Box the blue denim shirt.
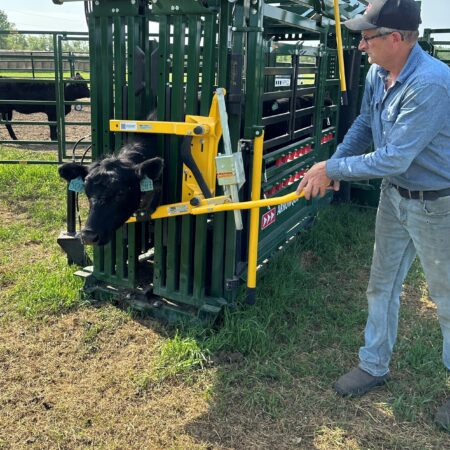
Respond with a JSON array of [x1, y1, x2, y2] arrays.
[[326, 43, 450, 191]]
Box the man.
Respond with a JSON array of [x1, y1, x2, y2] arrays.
[[296, 0, 450, 430]]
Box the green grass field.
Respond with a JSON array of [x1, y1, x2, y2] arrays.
[[0, 146, 449, 449]]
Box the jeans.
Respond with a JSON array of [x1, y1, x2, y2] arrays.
[[359, 182, 450, 376]]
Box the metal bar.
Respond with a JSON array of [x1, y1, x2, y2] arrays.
[[193, 216, 207, 302], [166, 14, 186, 294], [333, 0, 348, 104], [166, 217, 179, 293], [200, 15, 216, 116], [56, 34, 66, 161], [216, 88, 243, 230], [246, 132, 265, 305], [210, 211, 225, 298], [263, 4, 323, 34], [0, 160, 61, 165], [186, 16, 201, 114], [110, 119, 210, 136], [0, 100, 58, 105], [127, 190, 305, 222], [113, 15, 126, 280], [179, 215, 195, 296]]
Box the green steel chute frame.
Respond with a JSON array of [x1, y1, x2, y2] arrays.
[[69, 0, 368, 323]]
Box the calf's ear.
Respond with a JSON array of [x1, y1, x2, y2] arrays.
[[136, 157, 164, 180], [58, 163, 89, 182]]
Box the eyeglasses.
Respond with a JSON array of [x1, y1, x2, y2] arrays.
[[360, 31, 395, 45]]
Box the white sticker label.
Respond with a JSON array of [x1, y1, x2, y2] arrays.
[[167, 205, 189, 216], [120, 122, 137, 131], [275, 76, 291, 87], [138, 124, 153, 131]]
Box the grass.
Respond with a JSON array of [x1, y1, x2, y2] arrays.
[[0, 145, 449, 449]]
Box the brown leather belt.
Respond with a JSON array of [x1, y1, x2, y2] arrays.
[[390, 183, 450, 201]]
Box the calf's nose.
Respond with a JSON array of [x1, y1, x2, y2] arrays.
[[80, 229, 99, 245]]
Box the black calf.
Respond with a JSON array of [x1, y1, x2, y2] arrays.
[[0, 73, 90, 141], [58, 139, 163, 246]]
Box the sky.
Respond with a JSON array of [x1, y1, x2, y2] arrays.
[[0, 0, 448, 35]]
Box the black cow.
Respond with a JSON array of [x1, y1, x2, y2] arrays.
[[0, 73, 90, 141], [58, 139, 163, 246]]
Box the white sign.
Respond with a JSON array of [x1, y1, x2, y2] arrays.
[[275, 76, 291, 87]]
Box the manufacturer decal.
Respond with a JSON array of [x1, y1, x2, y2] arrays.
[[277, 199, 299, 215]]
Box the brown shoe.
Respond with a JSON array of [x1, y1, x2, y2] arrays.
[[333, 367, 390, 396], [435, 399, 450, 432]]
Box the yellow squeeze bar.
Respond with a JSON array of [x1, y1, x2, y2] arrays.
[[334, 0, 348, 105]]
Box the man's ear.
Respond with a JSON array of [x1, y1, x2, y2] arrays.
[[58, 163, 89, 182], [137, 157, 164, 180]]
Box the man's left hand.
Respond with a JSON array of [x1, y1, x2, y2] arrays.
[[295, 161, 339, 200]]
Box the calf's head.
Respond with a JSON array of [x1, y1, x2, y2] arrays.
[[65, 73, 91, 100], [59, 155, 163, 246]]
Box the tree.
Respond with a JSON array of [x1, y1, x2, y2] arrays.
[[0, 9, 89, 52], [0, 9, 15, 49]]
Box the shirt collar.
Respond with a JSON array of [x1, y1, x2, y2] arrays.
[[375, 43, 423, 85]]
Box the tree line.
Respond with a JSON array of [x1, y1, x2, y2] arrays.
[[0, 9, 89, 53]]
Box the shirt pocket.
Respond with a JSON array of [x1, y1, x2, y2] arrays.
[[381, 108, 397, 135]]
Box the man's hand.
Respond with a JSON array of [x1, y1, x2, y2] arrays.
[[295, 161, 340, 200]]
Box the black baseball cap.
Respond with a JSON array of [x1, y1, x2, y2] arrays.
[[343, 0, 421, 31]]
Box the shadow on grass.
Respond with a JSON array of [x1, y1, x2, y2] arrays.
[[169, 205, 450, 448]]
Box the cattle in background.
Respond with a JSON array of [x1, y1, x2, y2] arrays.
[[0, 73, 90, 141], [58, 138, 163, 246]]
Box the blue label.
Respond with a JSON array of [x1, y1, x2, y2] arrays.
[[140, 176, 154, 192], [68, 176, 85, 193]]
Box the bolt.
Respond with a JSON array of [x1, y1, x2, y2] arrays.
[[131, 0, 136, 3], [94, 0, 99, 4]]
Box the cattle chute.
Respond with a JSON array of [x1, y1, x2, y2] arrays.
[[57, 0, 370, 323]]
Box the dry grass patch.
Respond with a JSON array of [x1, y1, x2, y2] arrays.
[[0, 306, 215, 449]]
